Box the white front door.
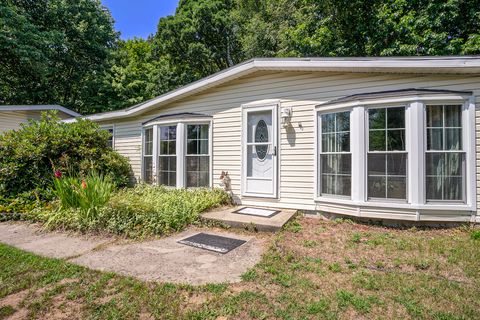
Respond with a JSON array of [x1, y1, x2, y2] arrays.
[[242, 105, 278, 198]]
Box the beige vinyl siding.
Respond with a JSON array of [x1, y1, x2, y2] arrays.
[[0, 110, 73, 134], [0, 111, 30, 133], [97, 71, 480, 218]]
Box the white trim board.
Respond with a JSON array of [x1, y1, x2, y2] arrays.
[[0, 105, 81, 117], [66, 57, 480, 122]]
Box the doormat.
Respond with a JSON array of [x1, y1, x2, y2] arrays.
[[232, 207, 280, 218], [178, 233, 247, 254]]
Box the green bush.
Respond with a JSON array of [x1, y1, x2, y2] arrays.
[[0, 111, 131, 201], [31, 184, 231, 238]]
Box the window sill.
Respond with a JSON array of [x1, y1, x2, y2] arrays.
[[314, 196, 474, 211]]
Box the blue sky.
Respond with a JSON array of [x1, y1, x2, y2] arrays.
[[101, 0, 179, 39]]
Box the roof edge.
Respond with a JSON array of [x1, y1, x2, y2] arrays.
[[78, 56, 480, 122], [0, 105, 81, 117]]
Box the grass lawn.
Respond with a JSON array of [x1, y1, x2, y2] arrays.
[[1, 216, 479, 319]]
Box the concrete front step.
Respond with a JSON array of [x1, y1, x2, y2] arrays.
[[201, 206, 297, 232]]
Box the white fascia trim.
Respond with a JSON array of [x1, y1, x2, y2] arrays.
[[0, 105, 81, 117], [77, 57, 480, 122]]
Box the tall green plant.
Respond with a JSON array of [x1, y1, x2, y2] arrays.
[[52, 172, 114, 222]]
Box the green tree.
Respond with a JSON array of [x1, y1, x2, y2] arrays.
[[0, 0, 118, 114], [92, 38, 174, 112], [153, 0, 243, 86]]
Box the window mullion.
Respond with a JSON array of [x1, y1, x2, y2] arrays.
[[408, 102, 424, 205], [177, 123, 185, 188]]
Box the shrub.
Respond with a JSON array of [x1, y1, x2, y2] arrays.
[[0, 111, 131, 201]]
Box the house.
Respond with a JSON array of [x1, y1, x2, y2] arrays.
[[76, 57, 480, 223], [0, 105, 81, 134]]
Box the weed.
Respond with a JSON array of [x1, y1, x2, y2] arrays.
[[303, 240, 318, 248], [328, 262, 342, 273]]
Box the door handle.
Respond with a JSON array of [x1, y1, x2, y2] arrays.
[[273, 146, 277, 156]]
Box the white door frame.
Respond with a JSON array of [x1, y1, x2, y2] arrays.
[[241, 103, 279, 198]]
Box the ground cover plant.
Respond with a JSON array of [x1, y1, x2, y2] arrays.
[[1, 216, 479, 319], [31, 184, 231, 238]]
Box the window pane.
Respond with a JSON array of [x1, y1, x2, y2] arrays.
[[387, 130, 405, 151], [186, 156, 209, 187], [368, 153, 407, 200], [426, 153, 442, 176], [336, 112, 350, 132], [443, 177, 462, 200], [159, 156, 176, 187], [160, 127, 169, 140], [445, 105, 462, 127], [187, 125, 198, 139], [322, 113, 335, 133], [387, 107, 405, 128], [322, 133, 335, 152], [321, 154, 336, 174], [321, 175, 335, 195], [320, 152, 351, 196], [144, 128, 153, 155], [336, 176, 351, 196], [387, 177, 407, 199], [369, 109, 385, 129], [387, 153, 407, 176], [445, 128, 462, 150], [427, 129, 443, 150], [336, 132, 350, 152], [143, 157, 153, 183], [367, 153, 386, 176], [368, 176, 386, 198], [426, 152, 464, 201], [199, 140, 209, 154], [369, 130, 385, 151], [426, 177, 442, 200], [187, 140, 197, 154], [427, 106, 443, 127]]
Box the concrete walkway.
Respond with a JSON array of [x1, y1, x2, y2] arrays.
[[0, 222, 267, 285]]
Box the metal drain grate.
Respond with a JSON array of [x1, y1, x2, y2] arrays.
[[178, 233, 247, 254], [232, 207, 280, 218]]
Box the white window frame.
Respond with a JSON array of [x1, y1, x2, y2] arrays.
[[141, 125, 155, 183], [157, 124, 178, 188], [365, 104, 408, 202], [102, 124, 115, 149], [317, 109, 352, 199], [314, 93, 476, 212], [141, 118, 213, 188]]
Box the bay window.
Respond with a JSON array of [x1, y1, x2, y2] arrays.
[[319, 111, 351, 196], [425, 105, 465, 201], [315, 89, 474, 212], [142, 118, 211, 188], [367, 107, 407, 200]]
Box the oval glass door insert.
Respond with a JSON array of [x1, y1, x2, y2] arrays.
[[255, 120, 268, 160]]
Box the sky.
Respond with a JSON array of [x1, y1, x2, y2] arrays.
[[101, 0, 179, 39]]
